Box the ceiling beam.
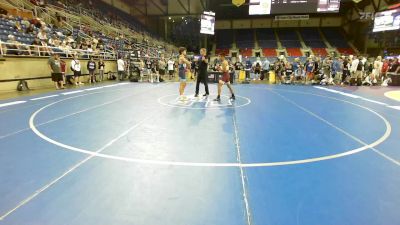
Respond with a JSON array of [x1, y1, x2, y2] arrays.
[[148, 0, 167, 15], [149, 13, 200, 18], [200, 0, 205, 11], [132, 5, 146, 16], [177, 0, 190, 14]]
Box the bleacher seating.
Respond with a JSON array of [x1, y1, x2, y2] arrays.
[[277, 29, 302, 48], [215, 49, 230, 56], [322, 28, 350, 48], [240, 49, 253, 57], [262, 48, 277, 57], [312, 48, 328, 57], [212, 27, 358, 57], [0, 17, 36, 44], [216, 30, 233, 49], [286, 48, 303, 57], [236, 29, 255, 49], [300, 28, 326, 48], [337, 48, 355, 55], [256, 29, 278, 48]]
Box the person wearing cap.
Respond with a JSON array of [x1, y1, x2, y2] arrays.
[[48, 53, 64, 89]]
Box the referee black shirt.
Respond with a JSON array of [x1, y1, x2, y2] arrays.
[[198, 55, 209, 82]]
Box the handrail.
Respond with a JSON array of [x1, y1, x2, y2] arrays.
[[0, 41, 168, 60], [0, 41, 117, 59]]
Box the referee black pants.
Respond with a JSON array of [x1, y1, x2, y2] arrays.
[[195, 76, 209, 95]]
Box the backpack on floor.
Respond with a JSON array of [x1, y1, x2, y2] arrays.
[[17, 80, 29, 91]]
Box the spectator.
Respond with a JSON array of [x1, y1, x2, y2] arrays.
[[37, 28, 52, 55], [87, 56, 97, 83], [281, 62, 294, 84], [26, 24, 35, 34], [5, 35, 20, 55], [262, 57, 270, 81], [252, 60, 262, 81], [30, 38, 42, 55], [37, 28, 47, 41], [71, 54, 83, 85], [117, 56, 125, 81], [48, 53, 64, 89], [59, 41, 71, 57], [363, 57, 379, 85], [388, 58, 400, 74], [21, 17, 30, 27], [350, 56, 363, 86], [98, 58, 105, 81], [49, 35, 61, 47], [304, 58, 315, 84], [6, 35, 31, 55], [381, 58, 389, 82], [144, 57, 152, 81], [341, 56, 350, 85], [14, 21, 23, 32], [158, 54, 166, 79]]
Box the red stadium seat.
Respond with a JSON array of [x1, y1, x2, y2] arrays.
[[215, 49, 230, 56], [240, 49, 253, 57], [286, 48, 303, 57], [312, 48, 328, 57], [337, 48, 355, 55], [262, 48, 277, 57]]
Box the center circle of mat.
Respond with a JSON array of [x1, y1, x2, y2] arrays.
[[158, 94, 252, 109], [29, 89, 391, 168]]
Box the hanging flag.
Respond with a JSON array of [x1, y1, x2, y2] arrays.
[[232, 0, 245, 7]]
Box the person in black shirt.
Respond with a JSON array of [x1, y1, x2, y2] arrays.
[[194, 48, 210, 97], [234, 59, 243, 81], [341, 57, 350, 85], [388, 58, 399, 74], [87, 56, 97, 84]]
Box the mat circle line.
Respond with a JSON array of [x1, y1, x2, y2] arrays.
[[29, 88, 392, 167], [157, 94, 252, 109]]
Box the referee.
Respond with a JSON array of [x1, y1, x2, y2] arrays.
[[195, 48, 210, 97]]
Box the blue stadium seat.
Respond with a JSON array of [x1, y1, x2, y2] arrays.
[[256, 29, 278, 48]]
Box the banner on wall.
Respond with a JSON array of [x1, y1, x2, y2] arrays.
[[274, 15, 310, 20]]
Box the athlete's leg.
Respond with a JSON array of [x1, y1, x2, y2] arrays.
[[217, 80, 223, 96]]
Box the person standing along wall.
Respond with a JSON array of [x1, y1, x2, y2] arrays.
[[48, 53, 64, 90], [87, 56, 97, 84], [71, 54, 83, 85], [158, 55, 166, 81], [117, 56, 126, 81], [98, 58, 105, 82], [167, 58, 175, 79], [262, 58, 270, 81]]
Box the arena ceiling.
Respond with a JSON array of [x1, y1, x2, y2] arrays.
[[121, 0, 209, 18], [114, 0, 392, 21]]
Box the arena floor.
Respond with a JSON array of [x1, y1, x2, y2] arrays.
[[1, 82, 400, 225]]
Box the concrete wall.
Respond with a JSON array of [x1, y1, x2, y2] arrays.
[[0, 57, 117, 92]]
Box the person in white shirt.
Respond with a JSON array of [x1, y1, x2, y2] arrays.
[[71, 54, 83, 85], [167, 58, 175, 79], [262, 58, 270, 80], [117, 56, 125, 81], [350, 56, 363, 86], [372, 56, 383, 83]]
